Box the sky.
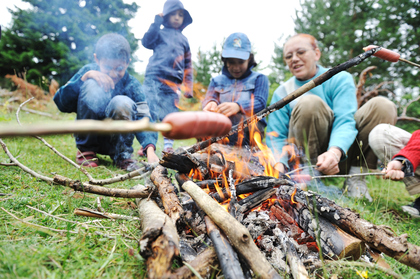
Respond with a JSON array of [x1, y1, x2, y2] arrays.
[[0, 0, 301, 74]]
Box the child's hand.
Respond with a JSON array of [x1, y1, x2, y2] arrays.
[[158, 13, 164, 17], [81, 70, 115, 92], [203, 102, 218, 112], [146, 146, 159, 163], [216, 102, 240, 117], [383, 160, 405, 180]]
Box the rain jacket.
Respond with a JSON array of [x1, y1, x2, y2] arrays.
[[53, 63, 157, 149], [142, 0, 193, 94]]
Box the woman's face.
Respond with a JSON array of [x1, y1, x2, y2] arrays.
[[226, 58, 249, 79], [283, 36, 321, 80]]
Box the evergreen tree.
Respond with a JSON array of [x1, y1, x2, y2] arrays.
[[193, 44, 223, 87], [0, 0, 139, 88]]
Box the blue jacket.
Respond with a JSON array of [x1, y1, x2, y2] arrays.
[[266, 65, 357, 165], [142, 0, 193, 94], [203, 66, 269, 127], [53, 63, 157, 149]]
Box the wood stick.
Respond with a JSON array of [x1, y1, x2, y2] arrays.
[[181, 180, 283, 279], [0, 118, 172, 137], [278, 185, 420, 271], [177, 47, 382, 155], [53, 175, 152, 198], [276, 228, 309, 279], [74, 208, 140, 221], [204, 216, 245, 278], [150, 165, 184, 225], [170, 247, 219, 279], [136, 195, 180, 279]]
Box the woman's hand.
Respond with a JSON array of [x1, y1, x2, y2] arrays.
[[316, 148, 341, 175]]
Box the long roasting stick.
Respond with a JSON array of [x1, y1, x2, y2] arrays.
[[0, 118, 171, 137], [179, 47, 383, 155]]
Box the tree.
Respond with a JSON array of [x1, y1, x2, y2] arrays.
[[293, 0, 419, 91], [0, 0, 139, 88], [193, 44, 223, 87]]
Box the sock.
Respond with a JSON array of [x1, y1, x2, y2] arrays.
[[163, 137, 174, 150]]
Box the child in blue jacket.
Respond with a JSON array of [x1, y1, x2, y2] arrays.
[[141, 0, 193, 154], [53, 33, 159, 171], [202, 32, 269, 146]]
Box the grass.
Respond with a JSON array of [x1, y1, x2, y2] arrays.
[[0, 93, 420, 278]]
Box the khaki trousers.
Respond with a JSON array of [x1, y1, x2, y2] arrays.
[[289, 95, 397, 174]]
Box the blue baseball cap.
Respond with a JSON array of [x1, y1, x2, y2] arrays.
[[222, 32, 251, 60]]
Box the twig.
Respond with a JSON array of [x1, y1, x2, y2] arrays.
[[74, 207, 140, 221], [1, 207, 78, 234], [312, 172, 384, 180]]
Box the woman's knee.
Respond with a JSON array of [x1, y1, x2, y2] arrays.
[[292, 95, 331, 120]]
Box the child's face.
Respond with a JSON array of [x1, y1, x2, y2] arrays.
[[168, 9, 184, 29], [226, 58, 249, 79], [95, 56, 129, 85]]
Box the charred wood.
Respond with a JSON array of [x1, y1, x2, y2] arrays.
[[181, 180, 283, 279], [205, 216, 245, 279], [150, 165, 183, 225], [170, 247, 219, 279], [278, 185, 420, 271]]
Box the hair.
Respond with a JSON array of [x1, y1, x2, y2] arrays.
[[95, 33, 131, 63], [221, 53, 257, 70], [286, 33, 319, 50]]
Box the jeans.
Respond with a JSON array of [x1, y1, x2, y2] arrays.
[[76, 79, 137, 163], [143, 78, 179, 122]]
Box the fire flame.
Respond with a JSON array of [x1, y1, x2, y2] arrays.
[[291, 187, 298, 204]]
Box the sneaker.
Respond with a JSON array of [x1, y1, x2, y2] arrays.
[[76, 151, 98, 167], [137, 148, 145, 157], [344, 166, 373, 202], [115, 159, 140, 172], [401, 197, 420, 218]]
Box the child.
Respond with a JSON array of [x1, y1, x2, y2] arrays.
[[202, 32, 269, 146], [53, 33, 159, 171], [141, 0, 193, 154]]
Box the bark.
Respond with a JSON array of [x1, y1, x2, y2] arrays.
[[136, 196, 180, 279], [53, 175, 151, 198], [278, 185, 420, 271], [205, 216, 245, 279], [181, 180, 283, 279], [150, 165, 183, 225]]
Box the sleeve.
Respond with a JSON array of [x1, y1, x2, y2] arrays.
[[202, 79, 219, 108], [394, 130, 420, 171], [236, 74, 269, 115], [141, 15, 164, 50], [183, 44, 194, 97], [328, 72, 358, 154], [53, 65, 91, 113], [266, 86, 292, 165]]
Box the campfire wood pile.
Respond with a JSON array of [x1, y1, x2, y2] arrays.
[[129, 143, 420, 278]]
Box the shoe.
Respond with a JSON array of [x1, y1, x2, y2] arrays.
[[137, 148, 145, 157], [115, 159, 140, 172], [163, 147, 174, 154], [76, 151, 98, 167], [344, 166, 373, 202], [401, 197, 420, 218]]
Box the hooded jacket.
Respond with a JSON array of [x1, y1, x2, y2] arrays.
[[142, 0, 193, 91]]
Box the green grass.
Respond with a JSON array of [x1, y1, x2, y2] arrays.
[[0, 94, 420, 278]]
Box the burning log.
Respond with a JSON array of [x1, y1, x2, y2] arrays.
[[136, 195, 180, 279], [180, 179, 283, 279], [150, 165, 183, 224], [204, 216, 246, 278], [170, 247, 219, 279], [278, 185, 420, 271]]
